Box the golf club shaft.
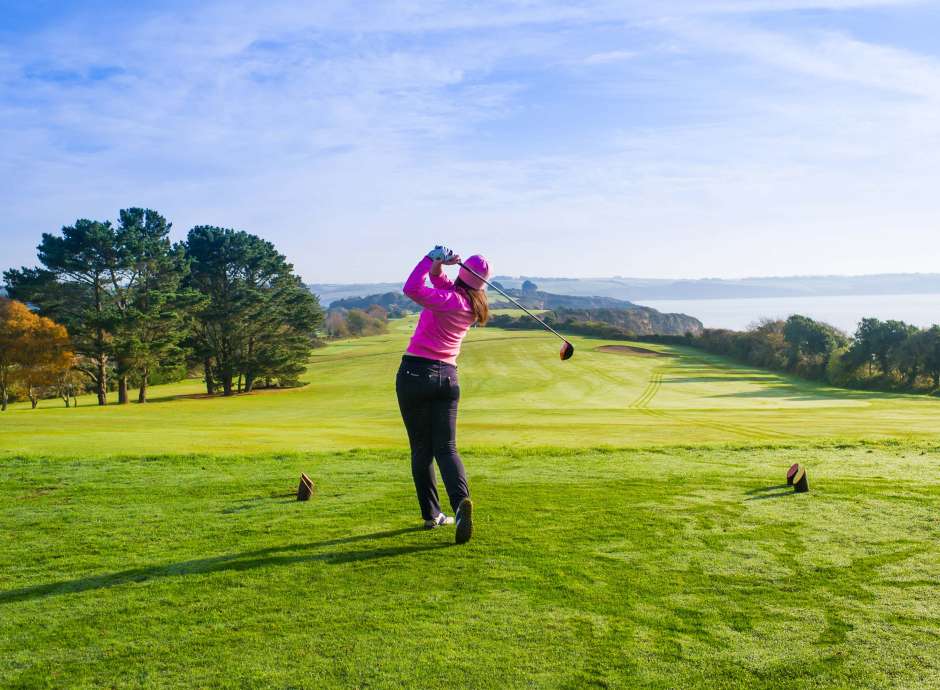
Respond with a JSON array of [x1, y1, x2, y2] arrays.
[[457, 261, 571, 345]]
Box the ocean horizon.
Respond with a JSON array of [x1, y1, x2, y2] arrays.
[[641, 293, 940, 333]]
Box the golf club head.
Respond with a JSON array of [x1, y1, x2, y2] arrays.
[[560, 341, 575, 361]]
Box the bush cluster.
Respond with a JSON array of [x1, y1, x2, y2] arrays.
[[690, 317, 940, 392], [325, 306, 390, 338]]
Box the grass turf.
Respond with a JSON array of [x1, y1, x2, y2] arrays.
[[3, 322, 940, 687], [2, 446, 939, 688]]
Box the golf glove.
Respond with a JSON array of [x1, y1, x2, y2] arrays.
[[427, 246, 455, 262]]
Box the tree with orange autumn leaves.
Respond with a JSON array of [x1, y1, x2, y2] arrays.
[[0, 298, 74, 411]]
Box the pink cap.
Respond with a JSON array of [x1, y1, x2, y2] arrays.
[[458, 255, 491, 290]]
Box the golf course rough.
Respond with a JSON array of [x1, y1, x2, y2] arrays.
[[1, 319, 939, 688]]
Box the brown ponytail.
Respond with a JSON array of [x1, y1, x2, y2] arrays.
[[455, 278, 489, 326]]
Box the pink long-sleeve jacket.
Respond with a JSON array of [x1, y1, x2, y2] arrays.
[[403, 256, 476, 364]]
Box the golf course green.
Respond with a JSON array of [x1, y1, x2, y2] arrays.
[[2, 319, 939, 688]]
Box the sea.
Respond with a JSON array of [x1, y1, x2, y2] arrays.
[[640, 293, 940, 334]]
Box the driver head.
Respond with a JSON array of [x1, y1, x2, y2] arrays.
[[560, 341, 574, 360]]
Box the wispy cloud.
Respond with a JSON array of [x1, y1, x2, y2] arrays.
[[665, 17, 940, 100], [582, 50, 637, 65]]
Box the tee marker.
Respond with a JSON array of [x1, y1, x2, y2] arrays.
[[297, 473, 315, 501]]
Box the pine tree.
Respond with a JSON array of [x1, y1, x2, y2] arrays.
[[113, 209, 198, 403], [184, 226, 323, 396]]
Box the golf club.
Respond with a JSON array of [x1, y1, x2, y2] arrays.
[[458, 260, 575, 360]]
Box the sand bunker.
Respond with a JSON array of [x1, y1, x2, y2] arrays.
[[594, 345, 675, 358]]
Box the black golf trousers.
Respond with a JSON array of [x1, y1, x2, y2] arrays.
[[396, 355, 470, 521]]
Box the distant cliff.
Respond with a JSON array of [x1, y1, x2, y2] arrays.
[[554, 307, 703, 336], [491, 306, 703, 337]]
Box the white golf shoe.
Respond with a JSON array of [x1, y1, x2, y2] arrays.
[[423, 513, 455, 529]]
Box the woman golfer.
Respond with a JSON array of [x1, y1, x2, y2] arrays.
[[398, 246, 490, 544]]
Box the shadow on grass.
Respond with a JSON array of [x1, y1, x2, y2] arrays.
[[745, 484, 797, 501], [666, 354, 920, 401], [0, 527, 445, 605], [221, 494, 297, 514], [663, 376, 777, 384], [139, 386, 309, 405]]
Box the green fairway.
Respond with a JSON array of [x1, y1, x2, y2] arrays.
[[3, 323, 940, 687], [2, 318, 940, 455], [2, 446, 939, 688]]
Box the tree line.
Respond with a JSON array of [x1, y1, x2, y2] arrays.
[[2, 209, 323, 408], [686, 316, 940, 392]]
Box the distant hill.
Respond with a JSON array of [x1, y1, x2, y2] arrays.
[[309, 282, 401, 306], [312, 273, 940, 305], [329, 287, 643, 314], [330, 291, 416, 317], [488, 285, 636, 310]]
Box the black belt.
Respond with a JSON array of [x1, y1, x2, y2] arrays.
[[402, 354, 455, 368]]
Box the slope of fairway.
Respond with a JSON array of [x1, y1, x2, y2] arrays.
[[2, 445, 939, 688], [2, 318, 940, 455]]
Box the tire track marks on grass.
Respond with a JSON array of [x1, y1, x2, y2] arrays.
[[628, 367, 793, 441], [629, 370, 663, 409]]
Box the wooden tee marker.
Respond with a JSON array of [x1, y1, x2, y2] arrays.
[[297, 473, 315, 501], [791, 466, 809, 493]]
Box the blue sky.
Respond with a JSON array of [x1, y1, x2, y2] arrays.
[[2, 0, 939, 283]]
